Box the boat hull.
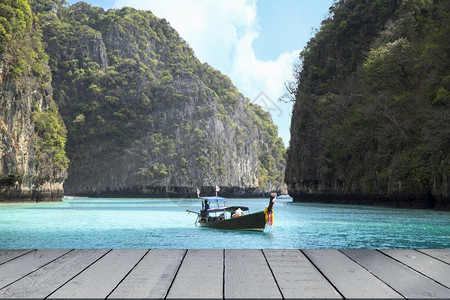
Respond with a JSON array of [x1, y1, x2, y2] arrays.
[[198, 211, 266, 231]]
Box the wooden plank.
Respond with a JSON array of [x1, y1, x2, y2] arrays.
[[264, 249, 342, 299], [0, 249, 108, 299], [0, 249, 70, 289], [418, 249, 450, 264], [166, 249, 223, 299], [380, 249, 450, 288], [0, 250, 33, 265], [109, 249, 185, 299], [48, 249, 147, 299], [303, 249, 402, 299], [224, 249, 282, 299], [342, 249, 450, 299]]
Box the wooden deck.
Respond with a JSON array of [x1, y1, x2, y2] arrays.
[[0, 249, 449, 299]]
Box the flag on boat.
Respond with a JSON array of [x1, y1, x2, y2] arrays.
[[216, 185, 220, 192]]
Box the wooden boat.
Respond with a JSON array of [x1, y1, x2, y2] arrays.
[[186, 193, 276, 232]]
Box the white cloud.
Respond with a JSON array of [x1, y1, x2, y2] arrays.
[[231, 29, 298, 105], [231, 31, 299, 147], [114, 0, 257, 72], [113, 0, 297, 145]]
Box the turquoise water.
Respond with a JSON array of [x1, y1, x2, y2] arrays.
[[0, 197, 449, 249]]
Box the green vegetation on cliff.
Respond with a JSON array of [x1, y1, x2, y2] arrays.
[[0, 0, 34, 75], [28, 0, 285, 195], [1, 0, 68, 173], [32, 103, 68, 171], [0, 0, 67, 201], [286, 0, 449, 206]]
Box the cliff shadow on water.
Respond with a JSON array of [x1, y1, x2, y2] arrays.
[[64, 185, 279, 199], [290, 190, 450, 211]]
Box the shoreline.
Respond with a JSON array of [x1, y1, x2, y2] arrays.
[[0, 191, 64, 203], [62, 185, 278, 199], [2, 184, 449, 212], [291, 193, 450, 211], [2, 192, 450, 212]]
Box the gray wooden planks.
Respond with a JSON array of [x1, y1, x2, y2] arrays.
[[418, 249, 450, 264], [109, 249, 185, 299], [224, 249, 282, 299], [166, 249, 223, 299], [264, 249, 342, 299], [0, 249, 70, 290], [48, 249, 147, 299], [0, 248, 449, 299], [342, 249, 450, 299], [0, 249, 108, 299], [0, 250, 33, 265], [303, 249, 403, 299], [380, 249, 450, 288]]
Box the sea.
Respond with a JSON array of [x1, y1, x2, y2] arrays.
[[0, 197, 449, 249]]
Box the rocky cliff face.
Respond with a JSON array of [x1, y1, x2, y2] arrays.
[[0, 1, 68, 202], [286, 0, 449, 209], [65, 72, 264, 197], [32, 2, 285, 197]]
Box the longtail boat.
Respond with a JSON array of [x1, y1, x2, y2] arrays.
[[186, 192, 276, 232]]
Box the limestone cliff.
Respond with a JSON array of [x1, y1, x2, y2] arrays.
[[0, 0, 68, 202], [32, 2, 285, 197], [286, 0, 449, 209]]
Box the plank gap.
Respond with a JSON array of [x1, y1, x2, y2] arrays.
[[222, 249, 225, 300], [0, 249, 72, 291], [339, 249, 406, 299], [379, 249, 450, 290], [342, 249, 450, 298], [300, 249, 345, 299], [44, 249, 112, 299], [0, 250, 35, 266], [163, 249, 188, 300], [47, 250, 148, 299], [166, 250, 223, 299], [224, 249, 281, 299], [106, 249, 150, 299], [1, 249, 110, 299], [417, 249, 450, 266], [261, 249, 284, 298]]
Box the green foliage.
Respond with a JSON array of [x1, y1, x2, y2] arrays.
[[160, 74, 173, 85], [150, 163, 168, 176], [433, 87, 449, 105], [364, 38, 411, 91], [32, 103, 69, 170], [249, 104, 286, 190], [288, 0, 449, 199], [0, 0, 50, 79], [298, 0, 398, 94], [25, 0, 286, 191], [1, 0, 69, 177]]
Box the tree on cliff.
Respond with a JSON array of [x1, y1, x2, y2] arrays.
[[286, 0, 449, 208]]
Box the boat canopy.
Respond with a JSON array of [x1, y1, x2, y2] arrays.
[[201, 196, 226, 202], [224, 206, 249, 212], [206, 207, 226, 213], [205, 206, 250, 213]]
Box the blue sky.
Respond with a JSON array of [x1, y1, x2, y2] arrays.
[[66, 0, 334, 146]]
